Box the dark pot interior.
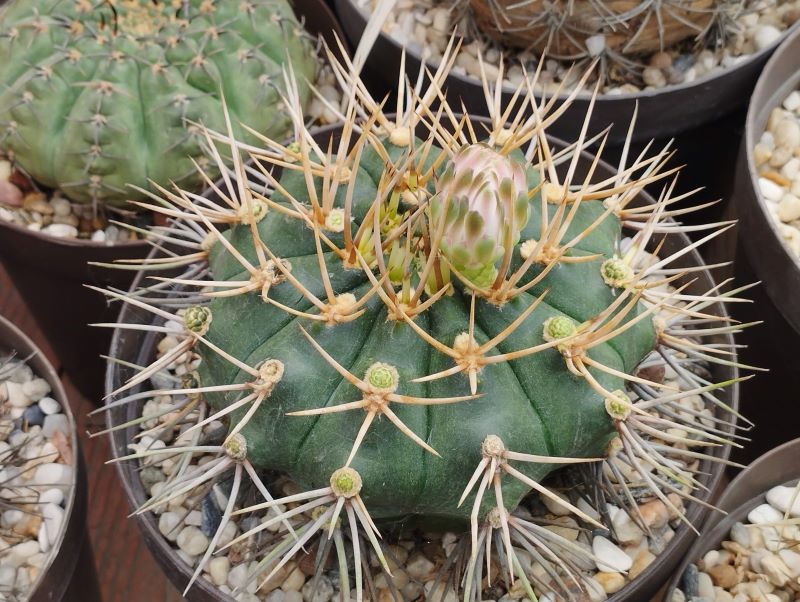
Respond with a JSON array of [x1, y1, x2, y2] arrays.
[[105, 121, 740, 601], [0, 314, 100, 602]]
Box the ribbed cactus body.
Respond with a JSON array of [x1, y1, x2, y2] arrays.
[[0, 0, 317, 205], [197, 137, 657, 525]]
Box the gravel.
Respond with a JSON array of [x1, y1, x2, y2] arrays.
[[0, 352, 75, 601]]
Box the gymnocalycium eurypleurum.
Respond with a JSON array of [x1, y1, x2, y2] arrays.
[[100, 46, 751, 600]]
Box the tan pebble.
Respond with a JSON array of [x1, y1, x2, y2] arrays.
[[259, 561, 293, 593], [708, 563, 739, 588], [768, 107, 789, 132], [594, 571, 626, 594], [762, 171, 792, 187], [629, 550, 655, 580], [638, 499, 669, 529], [666, 493, 685, 520], [22, 192, 52, 214], [649, 51, 672, 69], [778, 194, 800, 222], [377, 587, 393, 602], [544, 525, 579, 541], [280, 566, 305, 592], [754, 142, 773, 166], [770, 146, 793, 168]]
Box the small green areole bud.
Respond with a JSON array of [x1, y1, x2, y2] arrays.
[[330, 467, 362, 498], [601, 257, 633, 288], [364, 362, 399, 393], [543, 315, 577, 342], [324, 208, 345, 233], [184, 306, 212, 336], [604, 390, 631, 421], [287, 141, 301, 154], [224, 434, 248, 461]]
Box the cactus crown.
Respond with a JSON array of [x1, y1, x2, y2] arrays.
[[103, 46, 750, 600], [0, 0, 317, 205]]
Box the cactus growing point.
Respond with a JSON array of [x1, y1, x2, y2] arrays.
[[100, 46, 751, 600]]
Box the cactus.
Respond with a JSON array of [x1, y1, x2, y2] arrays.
[[101, 48, 751, 600], [466, 0, 744, 74], [0, 0, 318, 206]]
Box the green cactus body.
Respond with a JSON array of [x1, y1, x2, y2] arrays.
[[196, 137, 656, 527], [0, 0, 317, 205]]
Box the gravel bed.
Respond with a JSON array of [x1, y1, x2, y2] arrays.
[[753, 88, 800, 258], [356, 0, 799, 95], [0, 353, 74, 600], [672, 483, 800, 602]]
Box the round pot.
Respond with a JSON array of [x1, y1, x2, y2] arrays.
[[105, 123, 740, 601], [0, 0, 347, 405], [664, 439, 800, 601], [0, 314, 100, 602], [736, 24, 800, 334], [334, 0, 798, 146]]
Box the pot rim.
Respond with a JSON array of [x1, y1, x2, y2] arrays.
[[0, 314, 82, 601], [342, 0, 800, 103], [104, 120, 740, 601], [743, 24, 800, 270]]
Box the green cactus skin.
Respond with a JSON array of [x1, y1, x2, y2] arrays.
[[0, 0, 317, 205], [195, 137, 657, 527]]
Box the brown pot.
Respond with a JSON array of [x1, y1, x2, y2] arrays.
[[0, 313, 100, 602], [0, 0, 347, 405], [105, 122, 740, 602], [664, 438, 800, 601]]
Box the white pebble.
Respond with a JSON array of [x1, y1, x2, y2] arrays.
[[177, 526, 208, 556], [38, 522, 50, 553], [21, 378, 50, 402], [759, 177, 785, 202], [209, 556, 230, 586], [748, 503, 783, 525], [774, 118, 800, 149], [33, 463, 73, 489], [592, 536, 632, 573], [783, 91, 800, 113], [38, 397, 61, 415], [754, 25, 782, 51], [158, 511, 182, 542], [43, 503, 65, 544], [50, 197, 71, 217], [778, 194, 800, 222], [8, 540, 39, 568], [42, 414, 69, 438], [6, 381, 31, 408], [42, 223, 78, 238], [766, 485, 800, 517], [585, 34, 606, 57], [91, 229, 106, 243], [39, 488, 64, 506]]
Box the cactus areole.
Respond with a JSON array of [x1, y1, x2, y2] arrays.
[[195, 131, 657, 528], [0, 0, 317, 205]]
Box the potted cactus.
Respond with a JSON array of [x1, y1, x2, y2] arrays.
[[0, 0, 340, 401], [101, 51, 749, 601], [0, 313, 100, 601]]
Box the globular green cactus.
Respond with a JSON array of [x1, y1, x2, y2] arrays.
[[103, 48, 748, 600], [0, 0, 317, 205]]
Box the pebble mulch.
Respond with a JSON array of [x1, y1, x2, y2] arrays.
[[357, 0, 799, 96], [0, 353, 74, 600], [673, 483, 800, 602], [754, 89, 800, 259]]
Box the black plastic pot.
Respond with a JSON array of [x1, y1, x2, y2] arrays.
[[105, 121, 740, 601], [708, 25, 800, 466], [335, 0, 797, 145], [664, 438, 800, 601], [335, 2, 799, 226], [0, 0, 347, 406], [0, 314, 101, 602]]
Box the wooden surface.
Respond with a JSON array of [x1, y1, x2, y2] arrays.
[[0, 262, 183, 602]]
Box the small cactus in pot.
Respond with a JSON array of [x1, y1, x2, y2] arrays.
[[466, 0, 745, 67], [100, 48, 752, 600], [0, 0, 318, 207]]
